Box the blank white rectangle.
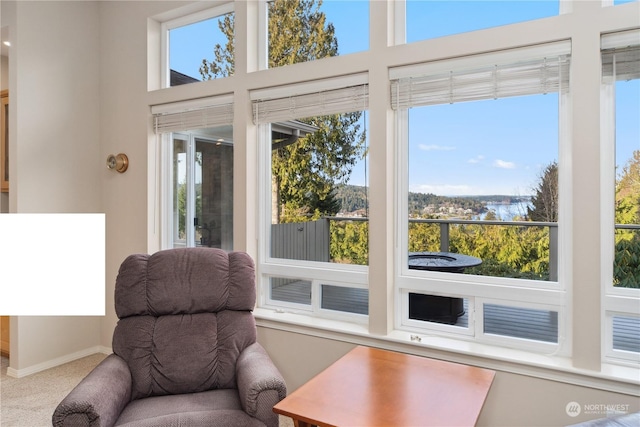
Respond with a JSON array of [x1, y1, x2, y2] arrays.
[[0, 213, 105, 315]]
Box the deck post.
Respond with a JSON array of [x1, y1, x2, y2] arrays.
[[440, 222, 450, 252], [549, 225, 558, 282]]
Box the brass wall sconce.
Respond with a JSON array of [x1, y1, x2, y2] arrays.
[[106, 153, 129, 173]]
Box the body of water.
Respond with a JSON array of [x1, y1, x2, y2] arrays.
[[476, 201, 533, 221]]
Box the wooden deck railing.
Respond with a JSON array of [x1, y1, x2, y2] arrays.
[[407, 217, 558, 281], [272, 217, 639, 283]]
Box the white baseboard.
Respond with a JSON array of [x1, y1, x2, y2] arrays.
[[6, 345, 112, 379]]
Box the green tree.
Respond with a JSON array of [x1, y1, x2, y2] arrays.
[[615, 150, 640, 225], [273, 114, 365, 221], [199, 12, 234, 78], [177, 182, 186, 239], [201, 0, 366, 222], [483, 210, 498, 221], [614, 150, 640, 288], [330, 221, 369, 265], [176, 182, 202, 242], [614, 234, 640, 288], [200, 0, 337, 78], [408, 222, 440, 252], [335, 184, 368, 213], [528, 161, 558, 222]]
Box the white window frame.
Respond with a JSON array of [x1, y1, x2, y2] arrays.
[[160, 2, 235, 88], [254, 75, 370, 317], [262, 275, 370, 324], [167, 132, 189, 248], [394, 0, 569, 47], [147, 0, 640, 391], [152, 95, 235, 250], [475, 298, 563, 354], [600, 29, 640, 365], [392, 42, 571, 355], [605, 311, 640, 365], [159, 130, 234, 250]]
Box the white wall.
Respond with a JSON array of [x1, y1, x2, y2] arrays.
[[6, 0, 102, 372], [97, 0, 187, 349]]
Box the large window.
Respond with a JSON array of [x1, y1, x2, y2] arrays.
[[405, 86, 559, 282], [151, 0, 640, 388], [169, 131, 233, 249], [601, 30, 640, 363], [253, 77, 370, 319], [153, 97, 234, 249], [392, 42, 569, 349]]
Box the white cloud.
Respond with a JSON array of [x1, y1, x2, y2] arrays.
[[493, 159, 516, 169], [418, 144, 456, 151], [468, 155, 485, 164]]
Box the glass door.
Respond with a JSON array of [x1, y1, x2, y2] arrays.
[[170, 129, 233, 250]]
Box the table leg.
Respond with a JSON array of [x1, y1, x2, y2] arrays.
[[293, 420, 314, 427]]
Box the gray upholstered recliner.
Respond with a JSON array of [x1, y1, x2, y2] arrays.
[[53, 248, 286, 427]]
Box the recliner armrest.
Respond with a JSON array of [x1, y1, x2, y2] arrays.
[[236, 342, 287, 427], [52, 354, 132, 427]]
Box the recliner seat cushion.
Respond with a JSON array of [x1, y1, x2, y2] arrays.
[[114, 389, 264, 427]]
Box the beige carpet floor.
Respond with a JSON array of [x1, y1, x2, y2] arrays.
[[1, 354, 294, 427], [1, 353, 108, 426]]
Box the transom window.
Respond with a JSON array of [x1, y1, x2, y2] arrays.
[[162, 3, 234, 87], [406, 0, 559, 43], [265, 0, 369, 70]]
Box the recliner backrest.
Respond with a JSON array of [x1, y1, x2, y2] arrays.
[[112, 248, 257, 400]]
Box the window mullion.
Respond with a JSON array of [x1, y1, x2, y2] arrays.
[[570, 31, 603, 371], [186, 135, 196, 248]]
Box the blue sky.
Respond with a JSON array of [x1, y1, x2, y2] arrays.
[[170, 0, 639, 197], [407, 94, 558, 196], [322, 0, 639, 195]]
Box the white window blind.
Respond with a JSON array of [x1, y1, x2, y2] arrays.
[[152, 95, 234, 133], [251, 75, 369, 124], [390, 42, 571, 109], [602, 30, 640, 82]]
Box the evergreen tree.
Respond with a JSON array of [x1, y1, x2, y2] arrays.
[[615, 150, 640, 224], [484, 210, 498, 221], [201, 0, 365, 220], [199, 12, 234, 78], [528, 161, 558, 222], [613, 150, 640, 288]]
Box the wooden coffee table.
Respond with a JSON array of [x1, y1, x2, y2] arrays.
[[273, 346, 495, 427]]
